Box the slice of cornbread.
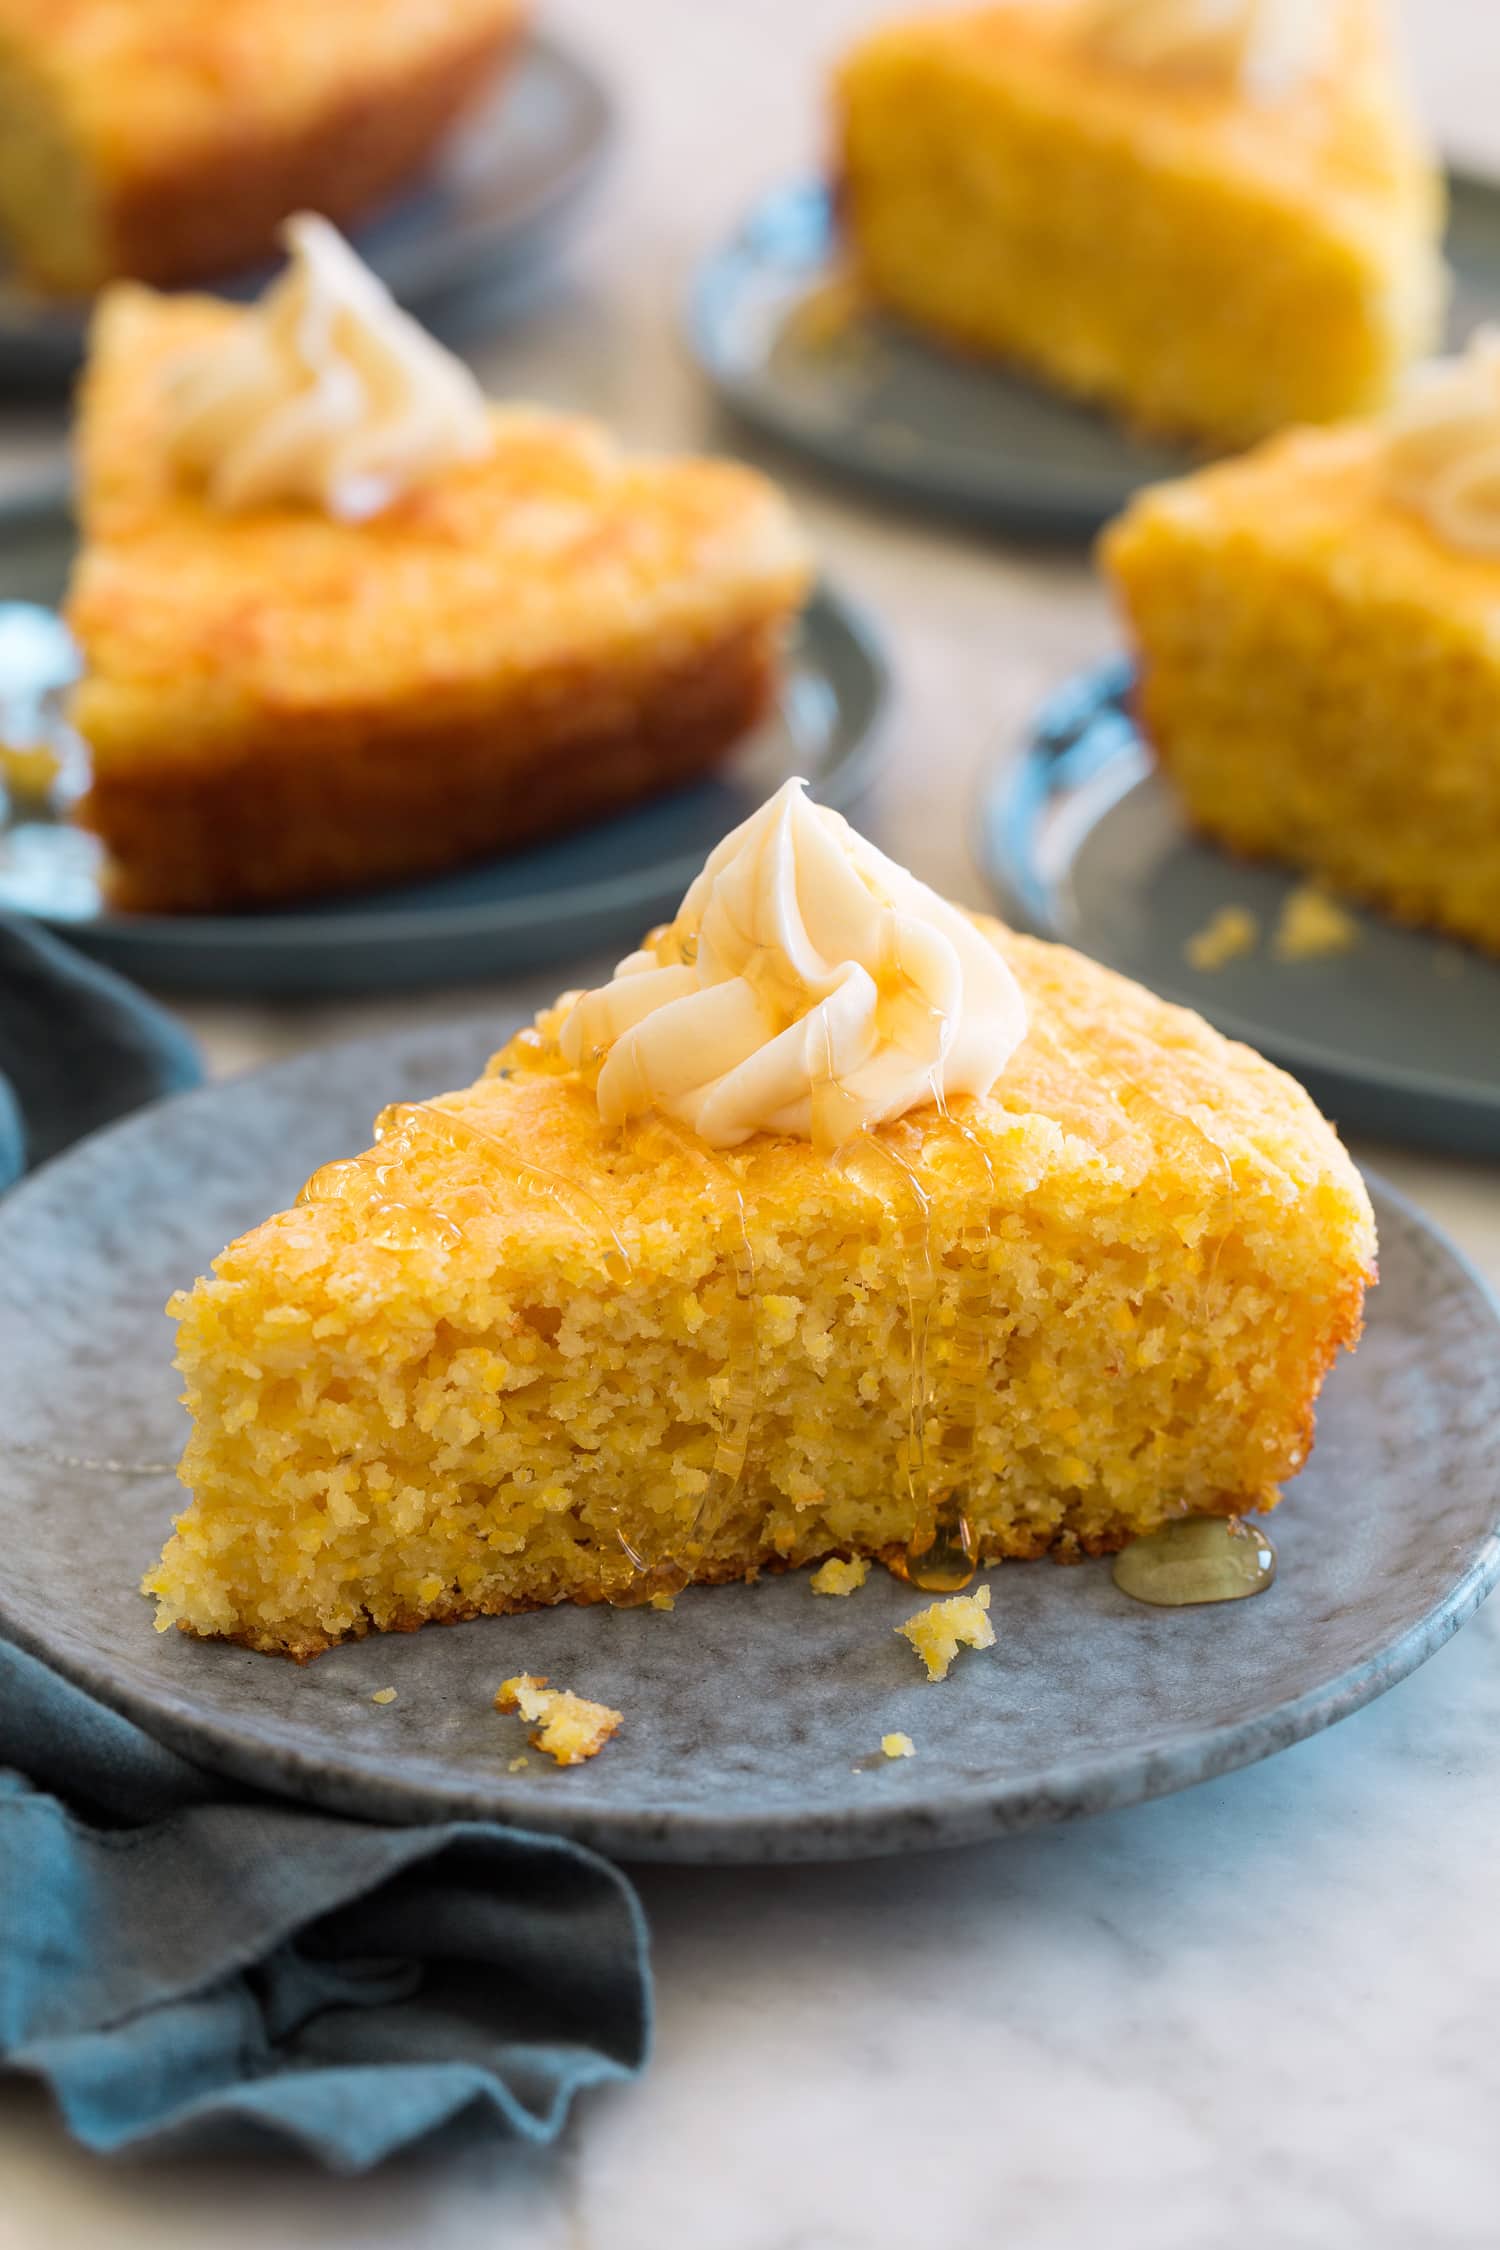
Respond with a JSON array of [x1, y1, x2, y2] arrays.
[[66, 289, 811, 913], [146, 921, 1374, 1658], [1102, 425, 1500, 954], [834, 1, 1444, 449], [0, 0, 526, 296]]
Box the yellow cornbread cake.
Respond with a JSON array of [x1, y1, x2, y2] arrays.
[[0, 0, 526, 296], [1102, 422, 1500, 955], [834, 0, 1444, 449], [66, 287, 811, 914], [147, 920, 1374, 1659]]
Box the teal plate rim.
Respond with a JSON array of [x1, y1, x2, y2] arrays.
[[976, 660, 1500, 1159], [688, 170, 1500, 540]]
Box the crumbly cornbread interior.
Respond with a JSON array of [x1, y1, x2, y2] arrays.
[[146, 923, 1373, 1659], [1103, 424, 1500, 955], [835, 0, 1443, 447]]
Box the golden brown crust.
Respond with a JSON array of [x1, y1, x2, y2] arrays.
[[80, 616, 784, 912], [97, 18, 524, 292]]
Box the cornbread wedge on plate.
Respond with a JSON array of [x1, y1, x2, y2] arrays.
[[66, 279, 812, 914], [1102, 332, 1500, 956], [0, 0, 527, 296], [148, 790, 1373, 1658], [834, 0, 1444, 450]]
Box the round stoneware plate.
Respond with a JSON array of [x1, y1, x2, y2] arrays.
[[0, 507, 887, 995], [1, 1018, 1496, 1864], [0, 30, 614, 394], [689, 171, 1500, 538], [978, 662, 1500, 1159]]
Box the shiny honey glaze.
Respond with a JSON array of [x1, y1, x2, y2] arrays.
[[1112, 1516, 1277, 1607], [812, 979, 990, 1594]]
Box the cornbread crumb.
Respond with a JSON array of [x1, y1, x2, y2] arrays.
[[1186, 905, 1259, 973], [508, 1755, 530, 1773], [882, 1732, 915, 1759], [370, 1686, 397, 1705], [899, 1585, 995, 1682], [496, 1674, 623, 1767], [1275, 887, 1361, 962], [811, 1555, 872, 1597]]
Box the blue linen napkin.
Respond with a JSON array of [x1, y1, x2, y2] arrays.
[[0, 915, 201, 1184], [0, 920, 652, 2166]]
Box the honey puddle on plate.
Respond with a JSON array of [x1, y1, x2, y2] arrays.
[[1113, 1516, 1277, 1607]]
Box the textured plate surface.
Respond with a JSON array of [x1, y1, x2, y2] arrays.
[[690, 172, 1500, 538], [979, 663, 1500, 1158], [0, 510, 886, 995], [0, 32, 613, 393], [0, 1018, 1496, 1864]]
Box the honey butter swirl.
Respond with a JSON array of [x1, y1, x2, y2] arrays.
[[559, 778, 1029, 1150], [1078, 0, 1334, 98], [164, 214, 492, 519], [1384, 328, 1500, 559]]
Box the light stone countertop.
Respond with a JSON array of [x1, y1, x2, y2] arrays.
[[3, 5, 1500, 2245]]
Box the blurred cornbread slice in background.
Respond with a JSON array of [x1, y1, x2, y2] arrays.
[[1103, 425, 1500, 955], [66, 288, 812, 912], [147, 924, 1373, 1658], [833, 1, 1444, 449], [0, 0, 527, 295]]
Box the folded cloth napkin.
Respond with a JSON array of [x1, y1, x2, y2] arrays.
[[0, 925, 652, 2166], [0, 1643, 650, 2168]]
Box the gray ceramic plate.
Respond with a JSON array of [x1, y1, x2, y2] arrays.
[[1, 1017, 1496, 1864], [978, 663, 1500, 1158], [0, 31, 613, 395], [0, 507, 887, 996], [689, 172, 1500, 538]]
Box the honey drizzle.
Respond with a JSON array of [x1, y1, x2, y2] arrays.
[[809, 1015, 950, 1584], [374, 1101, 632, 1284], [910, 1084, 1001, 1593], [296, 1149, 462, 1254]]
